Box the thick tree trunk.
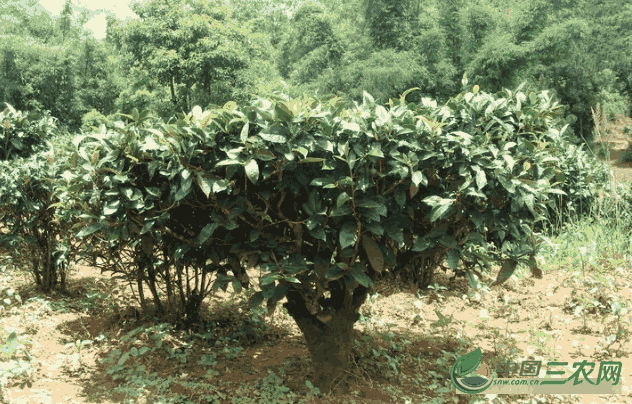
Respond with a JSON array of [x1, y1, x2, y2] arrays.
[[283, 288, 364, 394]]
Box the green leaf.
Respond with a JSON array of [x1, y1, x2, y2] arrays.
[[503, 154, 515, 170], [232, 280, 242, 293], [339, 141, 349, 158], [430, 200, 453, 222], [362, 91, 375, 105], [467, 232, 485, 243], [252, 148, 276, 161], [411, 171, 427, 187], [103, 200, 120, 215], [438, 235, 457, 248], [248, 291, 265, 309], [308, 226, 326, 242], [351, 270, 373, 288], [140, 220, 155, 234], [310, 178, 334, 187], [365, 222, 384, 237], [275, 103, 292, 122], [337, 192, 352, 208], [240, 122, 249, 143], [293, 147, 308, 158], [198, 172, 211, 198], [76, 223, 104, 238], [341, 121, 361, 133], [452, 347, 482, 378], [367, 144, 384, 157], [497, 174, 514, 192], [361, 207, 381, 222], [330, 203, 352, 217], [394, 190, 406, 209], [339, 222, 357, 250], [196, 223, 220, 246], [472, 166, 486, 190], [529, 92, 538, 104], [215, 159, 243, 167], [325, 265, 344, 280], [375, 105, 389, 126], [412, 238, 431, 252], [261, 273, 281, 286], [430, 309, 454, 329], [174, 187, 188, 202], [399, 87, 420, 106], [385, 223, 404, 245], [245, 159, 259, 184], [447, 249, 460, 269], [122, 187, 142, 201], [259, 130, 286, 143]]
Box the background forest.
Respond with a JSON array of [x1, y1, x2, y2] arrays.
[[1, 0, 631, 145]]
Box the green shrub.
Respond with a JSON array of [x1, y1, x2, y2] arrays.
[[548, 137, 611, 227], [0, 103, 57, 160], [114, 89, 160, 117], [598, 90, 629, 122], [81, 109, 114, 132], [595, 69, 630, 122]]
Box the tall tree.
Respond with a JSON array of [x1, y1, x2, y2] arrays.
[[364, 0, 417, 50], [584, 0, 632, 101], [526, 18, 600, 142], [437, 0, 465, 76], [57, 0, 73, 43], [119, 0, 259, 113], [277, 1, 343, 83], [1, 48, 22, 110], [0, 0, 55, 42], [75, 38, 124, 116]]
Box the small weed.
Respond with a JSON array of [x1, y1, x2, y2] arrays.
[[0, 329, 35, 389], [602, 300, 631, 356]]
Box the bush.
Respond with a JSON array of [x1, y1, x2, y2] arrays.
[[595, 69, 630, 122], [81, 109, 115, 132], [114, 88, 161, 118], [597, 90, 629, 122], [0, 103, 57, 160], [550, 140, 612, 225]]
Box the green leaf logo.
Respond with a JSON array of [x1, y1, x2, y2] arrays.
[[450, 347, 494, 394], [453, 348, 482, 378]]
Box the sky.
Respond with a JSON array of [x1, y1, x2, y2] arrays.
[[37, 0, 141, 41]]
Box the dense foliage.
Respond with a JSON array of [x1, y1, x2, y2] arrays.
[[0, 104, 69, 293], [33, 80, 607, 390], [1, 0, 630, 141]]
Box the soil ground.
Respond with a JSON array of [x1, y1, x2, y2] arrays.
[[2, 117, 632, 404]]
